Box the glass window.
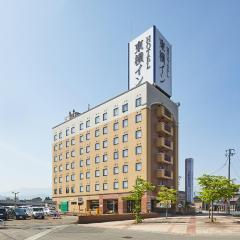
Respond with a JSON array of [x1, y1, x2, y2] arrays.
[[59, 177, 62, 183], [122, 134, 128, 142], [122, 119, 128, 128], [103, 126, 108, 134], [122, 103, 128, 113], [123, 149, 128, 157], [71, 127, 75, 134], [71, 187, 75, 193], [103, 140, 108, 148], [80, 148, 84, 155], [80, 186, 84, 192], [113, 107, 119, 116], [86, 146, 90, 153], [95, 116, 100, 124], [86, 120, 90, 128], [71, 139, 75, 145], [80, 173, 83, 180], [114, 151, 119, 160], [95, 143, 100, 150], [103, 183, 108, 190], [54, 166, 57, 172], [80, 123, 84, 130], [123, 180, 128, 189], [135, 130, 142, 139], [59, 188, 62, 194], [80, 135, 84, 142], [54, 189, 57, 194], [103, 154, 108, 162], [59, 132, 62, 139], [66, 175, 70, 182], [54, 134, 57, 141], [71, 174, 75, 181], [123, 165, 128, 173], [103, 168, 108, 176], [113, 137, 119, 145], [95, 170, 100, 177], [59, 154, 62, 161], [95, 129, 100, 137], [86, 132, 90, 140], [135, 113, 142, 123], [86, 158, 90, 165], [54, 156, 58, 162], [79, 160, 83, 167], [66, 140, 70, 147], [136, 162, 142, 171], [59, 165, 63, 172], [66, 163, 70, 170], [86, 171, 90, 179], [136, 146, 142, 155], [95, 184, 100, 191], [54, 145, 57, 151], [114, 182, 119, 189], [113, 167, 119, 175], [59, 143, 63, 149], [113, 122, 119, 131], [95, 156, 100, 163], [71, 162, 75, 169], [136, 97, 142, 107], [86, 185, 90, 192], [103, 112, 107, 121], [66, 187, 69, 194], [54, 178, 57, 184], [71, 150, 75, 157]]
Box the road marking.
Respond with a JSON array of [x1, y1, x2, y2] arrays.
[[24, 225, 69, 240]]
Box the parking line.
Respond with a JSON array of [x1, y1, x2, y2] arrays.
[[23, 225, 69, 240]]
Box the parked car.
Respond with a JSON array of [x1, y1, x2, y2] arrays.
[[0, 208, 8, 221], [32, 207, 45, 219], [15, 208, 28, 220]]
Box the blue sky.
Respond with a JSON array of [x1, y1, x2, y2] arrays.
[[0, 0, 240, 195]]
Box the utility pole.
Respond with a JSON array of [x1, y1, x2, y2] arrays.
[[12, 192, 19, 207]]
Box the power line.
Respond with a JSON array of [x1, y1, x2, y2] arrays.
[[209, 159, 228, 175]]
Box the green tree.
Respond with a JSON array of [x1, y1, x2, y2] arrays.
[[156, 186, 177, 218], [198, 175, 239, 222], [124, 177, 155, 224]]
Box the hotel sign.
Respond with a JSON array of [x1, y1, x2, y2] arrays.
[[128, 26, 172, 97]]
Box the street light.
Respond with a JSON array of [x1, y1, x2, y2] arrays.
[[12, 192, 19, 207]]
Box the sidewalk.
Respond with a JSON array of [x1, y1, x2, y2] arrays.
[[80, 215, 240, 236]]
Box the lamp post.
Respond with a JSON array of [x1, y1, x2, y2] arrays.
[[12, 192, 19, 207]]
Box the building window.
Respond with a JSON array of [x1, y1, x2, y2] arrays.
[[71, 127, 75, 134], [80, 186, 84, 192], [86, 132, 90, 140], [59, 132, 62, 139], [103, 183, 108, 190], [54, 166, 57, 172], [95, 143, 100, 150], [66, 152, 70, 159], [95, 156, 100, 163], [54, 145, 57, 151], [122, 119, 128, 128], [123, 149, 128, 158], [122, 134, 128, 143], [86, 146, 90, 153], [113, 182, 119, 189], [66, 187, 69, 194], [95, 184, 100, 191], [86, 120, 90, 128], [103, 154, 108, 162], [113, 167, 119, 175], [80, 123, 84, 130], [113, 137, 119, 145], [54, 156, 58, 162], [59, 165, 63, 172], [71, 174, 75, 181], [66, 140, 70, 147], [80, 148, 84, 155], [66, 175, 70, 182], [95, 129, 100, 137], [59, 143, 63, 150], [71, 139, 75, 145], [59, 177, 62, 183], [136, 162, 142, 171], [135, 130, 142, 139], [80, 173, 83, 180], [54, 177, 57, 184], [103, 168, 108, 176], [59, 154, 63, 161], [86, 185, 90, 192], [122, 103, 128, 113], [95, 170, 100, 177], [80, 135, 84, 142], [71, 187, 75, 193], [135, 113, 142, 123], [66, 163, 70, 170], [103, 140, 108, 148], [79, 160, 83, 167], [123, 165, 128, 173], [103, 126, 108, 134], [86, 171, 90, 179], [136, 146, 142, 155], [136, 97, 142, 107], [103, 112, 107, 121], [113, 107, 119, 116], [95, 116, 100, 124], [54, 189, 57, 194], [114, 151, 119, 160], [71, 162, 75, 169], [86, 158, 90, 166], [123, 180, 128, 189], [59, 188, 62, 194], [113, 122, 119, 131], [71, 150, 75, 157], [54, 134, 57, 141]]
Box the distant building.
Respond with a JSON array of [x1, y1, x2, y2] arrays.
[[185, 158, 194, 203]]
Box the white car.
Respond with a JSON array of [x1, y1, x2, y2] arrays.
[[32, 207, 45, 219]]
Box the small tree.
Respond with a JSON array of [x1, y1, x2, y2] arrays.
[[125, 177, 155, 224], [157, 186, 177, 218], [198, 174, 239, 222]]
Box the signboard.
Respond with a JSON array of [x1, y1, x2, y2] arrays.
[[78, 197, 84, 205], [128, 26, 172, 97]]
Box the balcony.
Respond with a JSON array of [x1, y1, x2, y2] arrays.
[[156, 169, 173, 180], [156, 137, 173, 150], [156, 122, 173, 136], [156, 106, 173, 122], [156, 153, 173, 165]]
